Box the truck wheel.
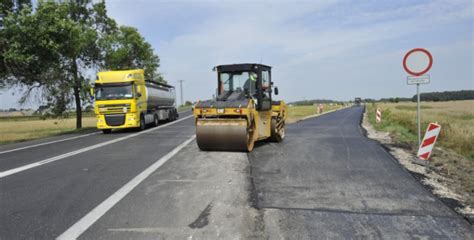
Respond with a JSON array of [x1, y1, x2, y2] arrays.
[[153, 114, 159, 127], [102, 129, 112, 134], [171, 109, 177, 121], [140, 116, 146, 131]]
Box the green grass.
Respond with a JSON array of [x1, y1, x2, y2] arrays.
[[394, 105, 432, 111], [0, 111, 95, 122], [0, 127, 96, 145], [368, 102, 474, 161], [287, 104, 345, 123], [177, 105, 193, 112], [0, 117, 97, 145]]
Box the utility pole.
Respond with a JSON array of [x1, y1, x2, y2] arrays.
[[178, 80, 184, 106]]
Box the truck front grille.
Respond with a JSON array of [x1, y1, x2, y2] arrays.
[[104, 114, 125, 126], [98, 104, 131, 114]]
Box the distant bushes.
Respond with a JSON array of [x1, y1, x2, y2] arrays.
[[414, 90, 474, 102], [378, 90, 473, 103]]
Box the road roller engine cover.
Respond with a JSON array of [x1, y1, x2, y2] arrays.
[[193, 63, 287, 152]]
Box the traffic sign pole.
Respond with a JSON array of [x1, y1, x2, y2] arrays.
[[417, 83, 421, 146], [403, 48, 433, 150]]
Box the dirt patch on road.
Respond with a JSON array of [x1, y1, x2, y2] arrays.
[[362, 109, 474, 223]]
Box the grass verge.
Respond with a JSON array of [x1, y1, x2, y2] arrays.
[[287, 104, 346, 123], [0, 117, 96, 145]]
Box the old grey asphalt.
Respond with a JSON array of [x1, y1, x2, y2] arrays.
[[0, 111, 195, 239], [1, 107, 472, 239]]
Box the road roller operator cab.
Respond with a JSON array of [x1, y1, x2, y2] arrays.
[[215, 64, 276, 111], [193, 63, 287, 152]]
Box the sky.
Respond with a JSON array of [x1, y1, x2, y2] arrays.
[[1, 0, 473, 108]]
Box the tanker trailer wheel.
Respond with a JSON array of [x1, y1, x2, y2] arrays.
[[270, 118, 285, 142], [153, 114, 159, 127], [139, 115, 146, 131]]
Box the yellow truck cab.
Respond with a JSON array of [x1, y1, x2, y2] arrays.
[[93, 69, 178, 133]]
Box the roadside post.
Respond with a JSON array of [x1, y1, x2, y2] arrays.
[[376, 108, 382, 123], [417, 122, 441, 161], [403, 48, 433, 165], [403, 48, 433, 147]]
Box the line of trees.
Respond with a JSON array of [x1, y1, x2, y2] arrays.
[[377, 90, 474, 103], [0, 0, 164, 129], [290, 99, 346, 106], [415, 90, 474, 102]]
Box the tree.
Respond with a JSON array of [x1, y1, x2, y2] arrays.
[[1, 0, 33, 86], [101, 25, 163, 81], [1, 0, 162, 129], [1, 1, 103, 128]]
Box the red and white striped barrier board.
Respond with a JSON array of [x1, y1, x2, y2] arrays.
[[376, 108, 382, 123], [417, 122, 441, 160]]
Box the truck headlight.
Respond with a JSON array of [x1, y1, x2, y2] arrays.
[[128, 117, 135, 121]]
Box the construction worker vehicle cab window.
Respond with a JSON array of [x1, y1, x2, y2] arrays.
[[193, 63, 287, 152]]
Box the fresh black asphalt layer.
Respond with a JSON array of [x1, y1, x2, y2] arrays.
[[249, 106, 472, 238]]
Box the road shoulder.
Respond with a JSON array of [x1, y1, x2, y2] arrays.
[[362, 107, 474, 223]]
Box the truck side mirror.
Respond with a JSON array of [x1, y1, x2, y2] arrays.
[[274, 87, 279, 95], [90, 88, 94, 100]]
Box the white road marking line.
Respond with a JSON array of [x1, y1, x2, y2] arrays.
[[0, 132, 100, 155], [0, 114, 194, 179], [0, 110, 192, 155], [56, 135, 196, 240]]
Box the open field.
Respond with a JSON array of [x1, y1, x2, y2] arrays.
[[287, 104, 346, 123], [0, 111, 96, 122], [367, 100, 474, 194], [368, 100, 474, 160], [0, 117, 96, 145]]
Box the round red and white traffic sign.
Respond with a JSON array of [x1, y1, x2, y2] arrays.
[[403, 48, 433, 76]]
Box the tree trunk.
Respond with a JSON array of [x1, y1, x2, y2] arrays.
[[72, 60, 82, 129], [73, 86, 82, 129]]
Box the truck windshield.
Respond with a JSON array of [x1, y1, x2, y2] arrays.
[[95, 84, 133, 100], [219, 71, 256, 95]]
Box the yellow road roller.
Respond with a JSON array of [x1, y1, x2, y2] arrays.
[[193, 63, 287, 152]]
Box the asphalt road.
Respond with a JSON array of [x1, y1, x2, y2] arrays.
[[0, 107, 472, 239]]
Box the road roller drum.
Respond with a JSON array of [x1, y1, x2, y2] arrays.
[[196, 119, 255, 151]]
